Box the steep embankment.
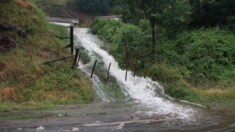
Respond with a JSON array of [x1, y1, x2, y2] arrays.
[[90, 18, 235, 109], [0, 0, 93, 112], [34, 0, 95, 17], [34, 0, 72, 18], [34, 0, 95, 26]]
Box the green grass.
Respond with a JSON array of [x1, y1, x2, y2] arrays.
[[0, 0, 93, 112], [0, 103, 56, 112]]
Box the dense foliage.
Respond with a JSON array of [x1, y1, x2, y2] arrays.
[[74, 0, 115, 15], [190, 0, 235, 27], [171, 29, 235, 81], [91, 18, 235, 102]]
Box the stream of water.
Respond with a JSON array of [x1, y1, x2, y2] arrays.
[[74, 28, 195, 120]]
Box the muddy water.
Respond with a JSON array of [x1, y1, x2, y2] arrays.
[[0, 103, 234, 132]]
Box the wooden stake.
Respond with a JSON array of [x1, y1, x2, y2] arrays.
[[64, 44, 71, 49], [70, 26, 74, 55], [76, 53, 82, 67], [42, 55, 74, 65], [45, 30, 69, 40], [106, 63, 112, 81], [133, 62, 136, 77], [134, 49, 138, 77], [144, 59, 148, 78], [125, 69, 128, 81], [91, 60, 97, 78], [73, 49, 79, 69], [125, 45, 129, 81]]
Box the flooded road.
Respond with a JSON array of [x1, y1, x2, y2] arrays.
[[0, 103, 234, 132]]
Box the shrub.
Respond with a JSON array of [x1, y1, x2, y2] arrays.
[[148, 64, 181, 83], [227, 16, 235, 32], [165, 85, 190, 99], [173, 28, 235, 80], [91, 18, 149, 69]]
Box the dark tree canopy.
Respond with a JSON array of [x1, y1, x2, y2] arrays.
[[190, 0, 235, 27], [0, 0, 13, 4], [75, 0, 115, 15]]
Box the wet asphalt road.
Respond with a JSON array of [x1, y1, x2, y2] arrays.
[[0, 103, 234, 132]]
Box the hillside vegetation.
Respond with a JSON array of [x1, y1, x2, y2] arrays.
[[34, 0, 72, 17], [91, 18, 235, 107], [89, 0, 235, 108], [0, 0, 93, 112]]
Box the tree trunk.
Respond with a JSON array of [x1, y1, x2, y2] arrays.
[[150, 19, 156, 54]]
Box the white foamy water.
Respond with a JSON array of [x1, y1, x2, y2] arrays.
[[50, 22, 71, 27], [79, 63, 112, 103], [74, 28, 195, 119]]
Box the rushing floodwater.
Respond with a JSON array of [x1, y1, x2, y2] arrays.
[[0, 23, 233, 132], [74, 28, 195, 119]]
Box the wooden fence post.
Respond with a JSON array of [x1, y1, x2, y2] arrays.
[[125, 69, 128, 81], [143, 59, 148, 78], [42, 55, 74, 65], [106, 63, 112, 81], [76, 53, 82, 67], [70, 26, 74, 55], [73, 49, 79, 69], [125, 45, 129, 81], [91, 60, 97, 78], [134, 49, 138, 77], [133, 63, 136, 77]]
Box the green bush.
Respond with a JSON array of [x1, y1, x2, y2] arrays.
[[173, 28, 235, 80], [227, 16, 235, 32], [148, 64, 181, 83], [165, 85, 190, 99], [91, 18, 149, 69]]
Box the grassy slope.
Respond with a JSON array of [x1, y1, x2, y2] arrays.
[[90, 18, 235, 108], [35, 0, 96, 27], [0, 0, 93, 112], [34, 0, 72, 18]]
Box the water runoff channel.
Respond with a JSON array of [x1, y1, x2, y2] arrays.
[[41, 22, 235, 132]]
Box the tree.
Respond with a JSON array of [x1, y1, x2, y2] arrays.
[[0, 0, 13, 4], [75, 0, 115, 15], [190, 0, 235, 27], [117, 0, 191, 54]]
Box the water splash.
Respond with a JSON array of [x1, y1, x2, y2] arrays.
[[74, 28, 195, 119], [79, 62, 112, 102]]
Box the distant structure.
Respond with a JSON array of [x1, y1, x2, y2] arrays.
[[72, 20, 80, 26], [99, 15, 121, 21], [47, 17, 79, 24]]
